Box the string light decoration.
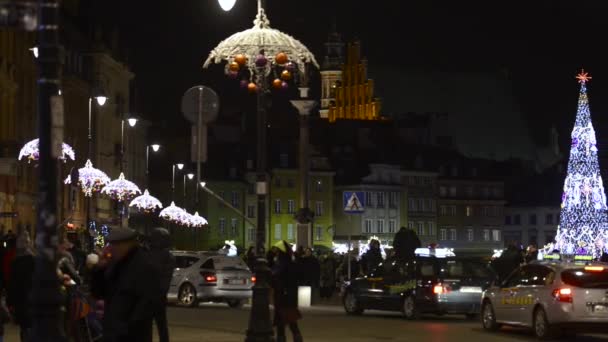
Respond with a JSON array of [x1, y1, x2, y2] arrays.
[[159, 201, 188, 224], [556, 70, 608, 258], [101, 172, 142, 202], [186, 211, 208, 228], [64, 159, 110, 197], [18, 138, 76, 163], [129, 189, 163, 213]]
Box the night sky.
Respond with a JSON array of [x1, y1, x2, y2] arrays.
[[100, 0, 608, 157]]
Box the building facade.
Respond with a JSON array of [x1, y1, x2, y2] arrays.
[[402, 170, 438, 246], [504, 206, 559, 248], [334, 165, 407, 245], [319, 39, 383, 123], [0, 29, 37, 234], [437, 176, 505, 254]]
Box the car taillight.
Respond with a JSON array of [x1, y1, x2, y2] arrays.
[[552, 288, 573, 303], [433, 284, 449, 294], [251, 276, 256, 283], [201, 272, 217, 283]]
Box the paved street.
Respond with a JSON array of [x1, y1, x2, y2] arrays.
[[5, 303, 608, 341]]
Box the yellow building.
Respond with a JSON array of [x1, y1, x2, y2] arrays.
[[319, 37, 384, 123]]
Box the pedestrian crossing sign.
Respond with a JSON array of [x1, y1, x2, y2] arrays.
[[343, 191, 365, 213]]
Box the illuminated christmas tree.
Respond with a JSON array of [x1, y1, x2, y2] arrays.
[[556, 70, 608, 257]]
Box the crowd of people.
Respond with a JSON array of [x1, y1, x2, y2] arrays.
[[0, 227, 175, 342]]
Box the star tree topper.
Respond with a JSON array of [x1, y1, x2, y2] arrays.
[[576, 69, 592, 84]]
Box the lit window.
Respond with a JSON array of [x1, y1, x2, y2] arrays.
[[389, 220, 396, 233], [287, 200, 295, 214], [287, 224, 294, 240], [365, 219, 373, 233], [377, 220, 384, 233], [231, 218, 238, 236], [417, 222, 425, 236], [274, 224, 282, 239], [428, 222, 435, 236], [315, 226, 323, 241], [219, 218, 226, 235], [467, 228, 474, 241], [439, 228, 447, 241], [483, 229, 490, 241], [466, 206, 472, 217], [315, 201, 324, 217], [492, 229, 501, 242]]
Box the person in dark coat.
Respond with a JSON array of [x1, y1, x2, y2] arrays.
[[360, 239, 383, 275], [271, 240, 303, 342], [7, 231, 35, 342], [298, 247, 320, 286], [147, 228, 175, 342], [319, 253, 336, 300], [90, 227, 161, 342]]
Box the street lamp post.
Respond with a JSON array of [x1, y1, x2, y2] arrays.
[[145, 144, 160, 181], [172, 163, 184, 200], [204, 1, 318, 341], [86, 94, 106, 245], [184, 173, 194, 209]]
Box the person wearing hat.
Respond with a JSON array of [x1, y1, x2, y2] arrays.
[[270, 240, 303, 342], [89, 227, 161, 342]]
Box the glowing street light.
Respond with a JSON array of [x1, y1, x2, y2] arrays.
[[95, 96, 107, 106], [218, 0, 236, 11], [151, 144, 160, 152], [200, 181, 206, 188], [187, 173, 195, 180], [29, 46, 38, 58], [176, 163, 184, 170], [127, 118, 138, 127]]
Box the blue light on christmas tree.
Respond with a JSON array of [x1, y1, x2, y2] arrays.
[[556, 70, 608, 257]]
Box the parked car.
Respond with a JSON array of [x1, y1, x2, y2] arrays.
[[343, 248, 495, 319], [167, 251, 254, 308], [482, 258, 608, 339]]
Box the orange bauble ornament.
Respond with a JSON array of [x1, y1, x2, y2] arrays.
[[275, 52, 288, 65], [234, 54, 247, 66], [247, 82, 258, 93], [229, 61, 240, 72], [272, 79, 282, 89], [281, 70, 292, 81]]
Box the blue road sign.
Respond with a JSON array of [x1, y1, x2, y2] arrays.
[[343, 191, 365, 213]]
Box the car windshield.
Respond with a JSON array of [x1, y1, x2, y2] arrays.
[[562, 268, 608, 288], [438, 259, 493, 279]]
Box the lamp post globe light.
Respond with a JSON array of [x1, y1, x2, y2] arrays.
[[204, 0, 318, 340], [151, 144, 160, 152], [218, 0, 236, 11], [127, 117, 138, 127]]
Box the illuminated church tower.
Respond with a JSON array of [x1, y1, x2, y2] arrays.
[[319, 29, 383, 123]]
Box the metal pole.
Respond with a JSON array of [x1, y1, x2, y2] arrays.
[[88, 97, 92, 157], [172, 164, 176, 201], [183, 174, 187, 208], [146, 145, 150, 181], [245, 61, 274, 342], [196, 88, 203, 208], [30, 0, 65, 340]]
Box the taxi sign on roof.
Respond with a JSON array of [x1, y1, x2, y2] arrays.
[[574, 255, 593, 261], [543, 254, 561, 260], [415, 248, 455, 258]]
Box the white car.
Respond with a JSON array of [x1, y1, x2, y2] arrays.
[[481, 258, 608, 339], [167, 251, 254, 308]]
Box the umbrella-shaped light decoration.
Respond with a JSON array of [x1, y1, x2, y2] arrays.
[[180, 211, 195, 227], [159, 201, 188, 224], [64, 159, 110, 197], [187, 211, 208, 228], [101, 172, 142, 202], [19, 138, 76, 163], [129, 189, 163, 213]]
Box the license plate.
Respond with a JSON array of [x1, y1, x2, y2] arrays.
[[593, 305, 607, 313], [225, 279, 245, 285], [460, 286, 482, 293]]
